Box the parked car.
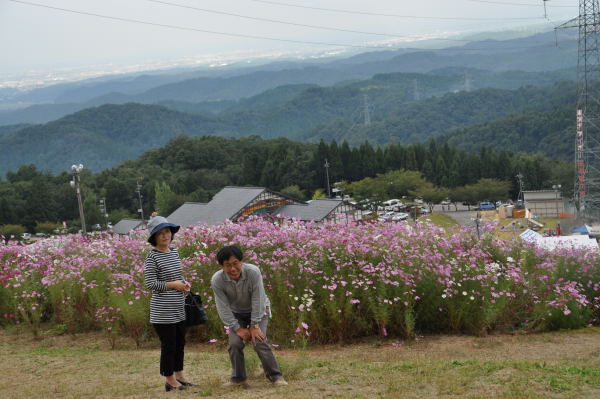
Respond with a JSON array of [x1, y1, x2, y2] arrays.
[[393, 203, 408, 212], [414, 197, 424, 204], [382, 199, 403, 211], [21, 233, 31, 240], [478, 201, 496, 210], [440, 198, 451, 205], [391, 212, 409, 222], [378, 211, 396, 222], [419, 206, 431, 214], [357, 199, 372, 210]]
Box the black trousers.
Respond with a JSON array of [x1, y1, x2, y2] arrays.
[[153, 320, 187, 376]]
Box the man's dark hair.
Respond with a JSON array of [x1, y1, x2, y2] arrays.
[[216, 245, 243, 265]]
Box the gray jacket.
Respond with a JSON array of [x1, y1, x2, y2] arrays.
[[211, 263, 270, 332]]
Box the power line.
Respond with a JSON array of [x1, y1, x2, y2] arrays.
[[5, 0, 565, 52], [466, 0, 575, 7], [247, 0, 546, 20], [147, 0, 471, 42], [5, 0, 395, 49]]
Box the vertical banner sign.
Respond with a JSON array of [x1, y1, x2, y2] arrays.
[[576, 109, 585, 198]]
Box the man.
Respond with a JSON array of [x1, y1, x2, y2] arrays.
[[211, 245, 288, 388]]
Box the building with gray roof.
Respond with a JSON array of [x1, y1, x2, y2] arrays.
[[165, 186, 361, 228], [168, 203, 210, 228], [167, 186, 303, 228], [277, 199, 359, 223], [110, 218, 145, 235]]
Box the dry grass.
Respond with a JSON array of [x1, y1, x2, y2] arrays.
[[2, 327, 600, 399], [421, 213, 459, 229]]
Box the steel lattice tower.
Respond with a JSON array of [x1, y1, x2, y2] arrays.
[[558, 1, 600, 220]]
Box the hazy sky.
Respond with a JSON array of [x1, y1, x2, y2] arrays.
[[0, 0, 576, 83]]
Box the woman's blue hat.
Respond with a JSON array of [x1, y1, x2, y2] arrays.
[[147, 216, 180, 244]]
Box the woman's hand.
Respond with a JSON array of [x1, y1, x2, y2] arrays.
[[167, 280, 190, 292]]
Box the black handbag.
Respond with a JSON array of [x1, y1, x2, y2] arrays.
[[185, 293, 208, 326]]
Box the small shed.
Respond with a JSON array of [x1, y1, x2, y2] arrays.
[[523, 190, 564, 218]]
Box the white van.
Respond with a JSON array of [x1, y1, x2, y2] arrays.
[[382, 199, 403, 211]]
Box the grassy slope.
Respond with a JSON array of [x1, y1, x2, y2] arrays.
[[1, 328, 599, 398]]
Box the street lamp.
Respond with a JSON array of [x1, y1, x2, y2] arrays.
[[552, 184, 562, 219], [69, 164, 86, 235], [136, 181, 146, 227]]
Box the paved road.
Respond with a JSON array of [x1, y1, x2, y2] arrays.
[[431, 204, 480, 227]]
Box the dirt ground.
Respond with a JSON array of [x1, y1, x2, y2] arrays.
[[1, 327, 599, 399]]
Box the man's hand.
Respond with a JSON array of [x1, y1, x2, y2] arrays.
[[250, 326, 265, 345], [236, 327, 252, 342]]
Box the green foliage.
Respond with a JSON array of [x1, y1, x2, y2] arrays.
[[410, 186, 449, 210], [0, 126, 571, 228], [312, 189, 327, 200], [35, 221, 62, 235], [280, 185, 306, 201], [154, 181, 186, 216], [0, 224, 26, 242], [347, 169, 429, 204]]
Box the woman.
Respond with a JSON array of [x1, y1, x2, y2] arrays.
[[144, 216, 195, 391]]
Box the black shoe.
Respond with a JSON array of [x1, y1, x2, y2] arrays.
[[176, 379, 196, 387], [165, 383, 187, 391]]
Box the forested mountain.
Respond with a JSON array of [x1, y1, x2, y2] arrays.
[[443, 106, 574, 160], [0, 66, 575, 126], [158, 83, 318, 115], [298, 81, 576, 144], [0, 78, 578, 175], [0, 135, 570, 231], [0, 104, 229, 174], [0, 123, 29, 136]]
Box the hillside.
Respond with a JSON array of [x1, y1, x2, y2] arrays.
[[298, 81, 576, 145], [443, 106, 574, 160], [0, 78, 578, 175], [0, 103, 229, 173], [2, 66, 573, 126]]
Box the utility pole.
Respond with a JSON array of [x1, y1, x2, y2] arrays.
[[324, 159, 331, 198], [475, 211, 482, 240], [98, 197, 109, 229], [69, 164, 86, 235], [556, 2, 600, 221], [136, 180, 145, 226], [516, 173, 525, 206]]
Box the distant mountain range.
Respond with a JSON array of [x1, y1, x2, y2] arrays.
[[0, 77, 577, 175], [0, 30, 575, 121], [0, 29, 581, 176]]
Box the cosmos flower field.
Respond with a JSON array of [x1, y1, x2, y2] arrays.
[[1, 218, 598, 347]]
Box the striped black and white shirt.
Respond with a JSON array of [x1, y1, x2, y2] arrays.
[[144, 247, 185, 324]]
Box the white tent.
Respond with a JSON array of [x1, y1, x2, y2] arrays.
[[520, 229, 598, 250]]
